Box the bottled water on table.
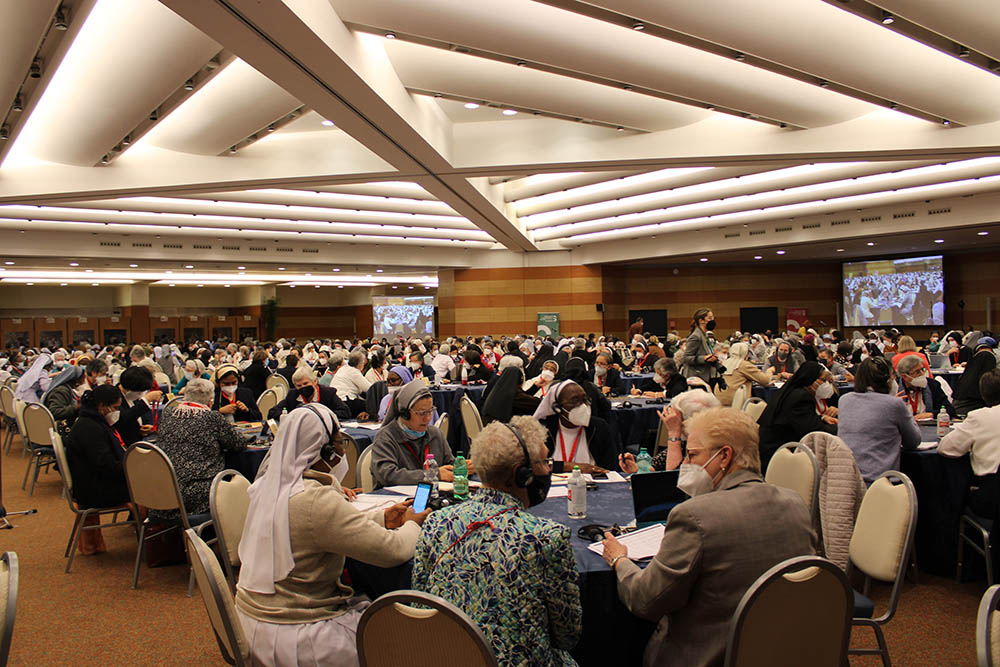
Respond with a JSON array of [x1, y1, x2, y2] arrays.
[[453, 454, 469, 500], [568, 466, 587, 519], [937, 407, 950, 439], [636, 448, 653, 474], [423, 453, 439, 498]]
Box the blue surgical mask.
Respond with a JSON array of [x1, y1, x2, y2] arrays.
[[400, 424, 427, 439]]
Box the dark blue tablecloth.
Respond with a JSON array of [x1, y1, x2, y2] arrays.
[[752, 382, 854, 403], [346, 482, 655, 666], [609, 398, 664, 452], [224, 427, 375, 481], [620, 373, 653, 393], [430, 384, 486, 417]]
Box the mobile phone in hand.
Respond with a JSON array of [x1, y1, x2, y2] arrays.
[[412, 482, 432, 513]]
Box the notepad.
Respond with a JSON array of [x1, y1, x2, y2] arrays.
[[587, 523, 666, 561], [383, 485, 419, 496], [350, 494, 399, 512], [546, 486, 570, 499]]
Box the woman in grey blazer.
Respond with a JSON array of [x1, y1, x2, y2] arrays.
[[683, 307, 720, 384]]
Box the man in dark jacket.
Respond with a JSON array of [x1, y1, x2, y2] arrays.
[[591, 352, 626, 396]]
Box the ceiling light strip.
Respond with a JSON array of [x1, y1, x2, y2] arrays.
[[343, 23, 801, 129], [224, 103, 309, 155], [532, 0, 956, 126], [178, 189, 464, 218]]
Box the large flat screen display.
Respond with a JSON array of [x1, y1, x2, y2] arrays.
[[373, 296, 435, 337], [842, 255, 944, 327]]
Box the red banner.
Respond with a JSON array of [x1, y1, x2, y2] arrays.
[[786, 308, 808, 332]]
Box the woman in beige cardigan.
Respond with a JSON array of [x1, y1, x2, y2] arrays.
[[715, 342, 774, 407]]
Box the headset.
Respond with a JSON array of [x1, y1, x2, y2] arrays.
[[300, 404, 339, 462], [398, 387, 432, 420], [502, 423, 534, 489]]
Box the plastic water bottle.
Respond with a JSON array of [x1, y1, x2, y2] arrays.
[[568, 466, 587, 519], [461, 364, 469, 386], [453, 454, 469, 500], [423, 454, 440, 498], [636, 448, 653, 474], [937, 406, 950, 439]]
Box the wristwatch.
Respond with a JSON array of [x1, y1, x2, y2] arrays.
[[609, 555, 626, 570]]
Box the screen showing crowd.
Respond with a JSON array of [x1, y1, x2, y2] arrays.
[[842, 255, 944, 327], [373, 296, 435, 337]]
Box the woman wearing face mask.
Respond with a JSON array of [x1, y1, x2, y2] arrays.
[[633, 357, 688, 399], [173, 359, 210, 395], [43, 365, 89, 434], [372, 379, 456, 488], [714, 342, 774, 407], [533, 380, 619, 474], [523, 360, 559, 398], [236, 405, 428, 666], [14, 353, 53, 405], [620, 389, 721, 474], [682, 308, 722, 388], [64, 384, 131, 555], [895, 354, 956, 421], [114, 366, 163, 446], [460, 349, 493, 384], [376, 366, 412, 423], [481, 366, 542, 425], [212, 365, 262, 423], [364, 350, 388, 384], [601, 408, 816, 667], [837, 357, 922, 485], [411, 416, 581, 666], [756, 361, 838, 472]]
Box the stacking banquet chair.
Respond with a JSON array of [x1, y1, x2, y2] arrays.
[[50, 428, 136, 573], [20, 404, 58, 495], [358, 446, 375, 493], [730, 385, 747, 415], [255, 388, 279, 420], [9, 399, 28, 456], [0, 552, 19, 667], [958, 506, 995, 587], [459, 395, 483, 444], [977, 584, 1000, 667], [185, 529, 249, 667], [356, 590, 498, 667], [265, 374, 288, 401], [209, 470, 251, 592], [0, 387, 16, 455], [339, 433, 361, 491], [434, 413, 449, 441], [123, 442, 214, 595], [764, 442, 820, 523], [725, 556, 852, 667], [741, 397, 767, 421], [847, 471, 918, 665]]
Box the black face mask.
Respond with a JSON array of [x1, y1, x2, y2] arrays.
[[299, 384, 315, 400], [526, 471, 552, 507], [705, 320, 717, 331], [777, 351, 789, 360]]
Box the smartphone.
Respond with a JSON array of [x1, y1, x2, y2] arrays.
[[412, 482, 432, 513]]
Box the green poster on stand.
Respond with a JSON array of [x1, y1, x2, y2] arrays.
[[537, 312, 560, 338]]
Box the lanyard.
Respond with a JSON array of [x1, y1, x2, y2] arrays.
[[223, 391, 238, 407], [906, 390, 921, 414], [596, 374, 604, 387], [815, 398, 827, 415], [404, 441, 429, 465], [373, 368, 385, 382], [111, 427, 127, 450], [432, 507, 517, 572], [559, 427, 584, 463]]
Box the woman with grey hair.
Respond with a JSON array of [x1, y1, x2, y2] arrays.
[[151, 378, 249, 520], [412, 416, 582, 666], [620, 389, 721, 473]]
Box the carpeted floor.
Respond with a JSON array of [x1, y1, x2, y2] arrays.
[[0, 424, 985, 665]]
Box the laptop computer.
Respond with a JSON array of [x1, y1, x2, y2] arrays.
[[929, 354, 950, 369], [631, 470, 688, 527]]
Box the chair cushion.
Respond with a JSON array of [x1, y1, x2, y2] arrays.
[[853, 589, 875, 619]]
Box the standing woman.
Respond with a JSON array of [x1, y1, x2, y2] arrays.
[[682, 308, 721, 389]]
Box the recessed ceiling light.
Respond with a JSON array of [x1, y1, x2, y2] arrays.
[[464, 102, 480, 109], [867, 242, 876, 246], [385, 32, 396, 39], [59, 283, 67, 286], [978, 231, 989, 236], [753, 255, 763, 260], [502, 109, 517, 116], [632, 21, 645, 31], [392, 285, 398, 289], [166, 270, 173, 274], [91, 282, 98, 286], [129, 264, 138, 268], [408, 286, 414, 289], [3, 261, 13, 265], [425, 286, 430, 289], [333, 268, 340, 272], [278, 267, 285, 271], [314, 285, 321, 288], [376, 269, 383, 273], [321, 119, 335, 127], [934, 239, 944, 243], [776, 250, 786, 255], [25, 282, 33, 286], [836, 248, 845, 252], [237, 266, 246, 270], [699, 257, 708, 262], [338, 285, 344, 289], [69, 262, 79, 266], [224, 284, 230, 287], [85, 269, 93, 273], [185, 265, 194, 269], [305, 273, 311, 276], [238, 271, 245, 275], [881, 12, 894, 25], [197, 284, 203, 287], [169, 283, 175, 287]]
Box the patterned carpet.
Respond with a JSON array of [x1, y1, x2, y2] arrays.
[[0, 424, 984, 665]]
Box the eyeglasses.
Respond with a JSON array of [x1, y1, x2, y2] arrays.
[[531, 457, 553, 468], [411, 408, 434, 418]]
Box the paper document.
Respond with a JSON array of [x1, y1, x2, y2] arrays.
[[546, 486, 570, 499], [551, 473, 593, 485], [587, 523, 666, 560], [349, 494, 399, 512], [593, 471, 627, 484], [383, 485, 418, 496], [917, 441, 939, 450]]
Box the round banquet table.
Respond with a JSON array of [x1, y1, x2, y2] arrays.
[[429, 383, 486, 417], [224, 425, 375, 482], [620, 373, 653, 394], [609, 397, 666, 452], [345, 481, 655, 666]]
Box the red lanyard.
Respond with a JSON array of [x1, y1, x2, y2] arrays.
[[816, 398, 827, 415], [432, 507, 517, 572], [182, 402, 208, 410], [559, 427, 584, 463], [111, 427, 127, 450], [223, 391, 238, 407], [373, 369, 385, 382], [404, 441, 429, 465], [639, 352, 651, 367], [596, 374, 604, 387], [906, 390, 920, 414]]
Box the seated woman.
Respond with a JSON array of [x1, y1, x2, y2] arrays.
[[601, 408, 816, 666], [714, 342, 773, 407], [241, 350, 271, 401], [890, 335, 931, 374], [371, 380, 455, 488], [533, 379, 620, 474], [481, 366, 542, 425], [43, 365, 90, 434], [633, 357, 688, 399], [523, 359, 559, 398], [64, 384, 130, 555], [412, 416, 582, 665], [896, 353, 956, 420], [620, 389, 721, 473], [940, 369, 1000, 520], [461, 349, 493, 383], [953, 337, 999, 416], [151, 379, 248, 520], [838, 357, 921, 485], [172, 359, 211, 394], [756, 361, 837, 471], [377, 365, 411, 422], [14, 353, 53, 405], [236, 405, 428, 666], [115, 366, 163, 446], [212, 364, 262, 423]]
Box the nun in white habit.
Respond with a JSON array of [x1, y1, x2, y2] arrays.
[[235, 404, 427, 666]]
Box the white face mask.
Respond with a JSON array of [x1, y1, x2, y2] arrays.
[[815, 382, 835, 400], [331, 454, 349, 484], [677, 448, 724, 498], [909, 375, 928, 389], [95, 375, 107, 385], [565, 403, 591, 427], [104, 409, 120, 426], [185, 370, 195, 380], [889, 379, 899, 395], [410, 362, 422, 370], [540, 369, 555, 382], [125, 390, 145, 403], [388, 385, 401, 394], [221, 385, 237, 396], [594, 365, 608, 377], [654, 373, 667, 386]]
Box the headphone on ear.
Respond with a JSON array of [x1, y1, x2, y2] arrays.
[[301, 405, 338, 461], [503, 423, 534, 488]]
